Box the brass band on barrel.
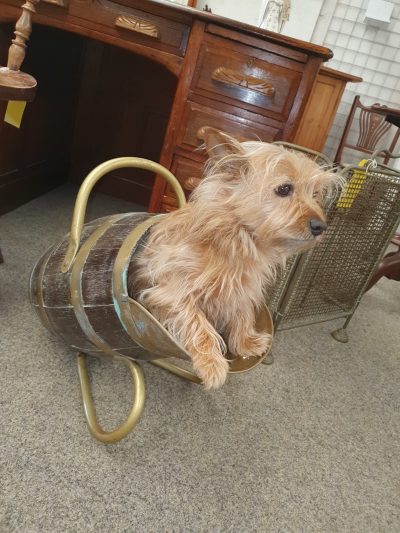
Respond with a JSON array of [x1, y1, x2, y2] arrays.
[[112, 216, 164, 353], [30, 247, 54, 331], [70, 214, 129, 359]]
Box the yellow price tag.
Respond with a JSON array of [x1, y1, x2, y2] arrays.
[[336, 159, 368, 208], [4, 100, 27, 128]]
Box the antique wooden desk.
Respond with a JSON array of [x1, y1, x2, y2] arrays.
[[0, 0, 333, 214]]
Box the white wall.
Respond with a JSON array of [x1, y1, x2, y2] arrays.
[[196, 0, 323, 41], [312, 0, 400, 160], [196, 0, 266, 26], [281, 0, 324, 41]]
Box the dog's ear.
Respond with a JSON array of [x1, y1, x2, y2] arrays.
[[197, 127, 245, 160]]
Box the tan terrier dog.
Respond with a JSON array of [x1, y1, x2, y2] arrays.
[[129, 128, 339, 389]]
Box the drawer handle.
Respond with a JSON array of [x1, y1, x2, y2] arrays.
[[115, 15, 160, 40], [196, 127, 247, 144], [212, 67, 275, 97], [42, 0, 68, 5], [196, 127, 207, 140], [183, 176, 201, 191]]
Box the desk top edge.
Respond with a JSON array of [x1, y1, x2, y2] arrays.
[[0, 0, 333, 61]]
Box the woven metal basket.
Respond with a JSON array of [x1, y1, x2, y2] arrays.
[[267, 146, 400, 341]]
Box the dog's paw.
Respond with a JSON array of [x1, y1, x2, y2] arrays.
[[193, 354, 229, 390], [233, 332, 272, 359]]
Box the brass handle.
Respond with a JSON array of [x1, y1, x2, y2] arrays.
[[370, 149, 400, 161], [196, 126, 248, 144], [115, 15, 160, 39], [196, 126, 207, 141], [212, 66, 275, 97], [61, 157, 186, 273]]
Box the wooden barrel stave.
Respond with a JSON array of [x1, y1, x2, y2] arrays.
[[31, 212, 185, 360], [30, 212, 159, 359], [44, 307, 97, 352], [78, 213, 153, 356], [37, 228, 98, 351], [39, 219, 112, 309], [31, 216, 128, 354]]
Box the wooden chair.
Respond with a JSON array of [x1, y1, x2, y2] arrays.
[[363, 151, 400, 291], [335, 95, 400, 166], [366, 233, 400, 291]]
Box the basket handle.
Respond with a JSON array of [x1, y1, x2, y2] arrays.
[[61, 157, 186, 273], [370, 149, 400, 162]]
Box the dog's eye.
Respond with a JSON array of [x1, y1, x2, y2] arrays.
[[275, 183, 293, 197]]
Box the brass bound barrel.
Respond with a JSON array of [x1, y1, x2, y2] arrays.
[[29, 211, 193, 361], [29, 158, 273, 443]]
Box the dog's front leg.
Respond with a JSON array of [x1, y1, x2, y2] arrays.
[[226, 313, 272, 359], [169, 306, 229, 390]]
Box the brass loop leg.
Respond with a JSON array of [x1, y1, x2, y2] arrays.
[[77, 353, 146, 443], [150, 359, 202, 384]]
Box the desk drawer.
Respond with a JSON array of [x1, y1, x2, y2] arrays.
[[177, 101, 281, 151], [192, 34, 303, 122], [172, 155, 204, 191], [70, 0, 189, 56]]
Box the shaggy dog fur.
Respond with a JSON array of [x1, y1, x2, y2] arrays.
[[129, 128, 340, 389]]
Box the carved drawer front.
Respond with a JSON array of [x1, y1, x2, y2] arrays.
[[162, 155, 205, 212], [177, 101, 281, 152], [191, 35, 304, 122], [69, 0, 190, 56]]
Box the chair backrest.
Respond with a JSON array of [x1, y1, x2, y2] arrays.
[[334, 95, 400, 165]]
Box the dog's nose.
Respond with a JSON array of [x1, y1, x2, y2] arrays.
[[309, 219, 327, 236]]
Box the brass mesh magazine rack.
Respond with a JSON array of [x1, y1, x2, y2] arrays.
[[268, 147, 400, 343]]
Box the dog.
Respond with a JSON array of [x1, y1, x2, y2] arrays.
[[128, 128, 340, 389]]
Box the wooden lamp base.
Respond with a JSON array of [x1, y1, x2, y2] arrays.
[[0, 66, 37, 101], [0, 0, 40, 103]]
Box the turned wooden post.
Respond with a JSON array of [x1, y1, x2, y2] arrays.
[[0, 0, 39, 101], [7, 0, 40, 71]]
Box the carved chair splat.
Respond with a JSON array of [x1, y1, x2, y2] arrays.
[[335, 95, 400, 166]]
